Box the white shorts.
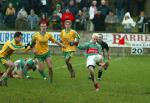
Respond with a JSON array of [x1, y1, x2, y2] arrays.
[[14, 60, 23, 71], [86, 54, 103, 68]]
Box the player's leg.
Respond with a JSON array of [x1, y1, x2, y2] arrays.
[[95, 54, 106, 80], [12, 68, 23, 78], [35, 55, 47, 80], [65, 57, 75, 78], [37, 60, 47, 80], [45, 57, 53, 82], [0, 60, 14, 86], [97, 65, 103, 80], [87, 55, 100, 91], [64, 52, 75, 78], [88, 66, 99, 91], [13, 70, 23, 78]]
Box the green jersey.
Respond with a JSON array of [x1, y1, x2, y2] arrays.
[[78, 42, 103, 57]]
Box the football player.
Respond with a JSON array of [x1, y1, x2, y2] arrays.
[[12, 58, 38, 78], [77, 34, 108, 91], [60, 20, 80, 78]]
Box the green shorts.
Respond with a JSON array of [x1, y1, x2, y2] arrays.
[[35, 51, 51, 62], [63, 51, 74, 59]]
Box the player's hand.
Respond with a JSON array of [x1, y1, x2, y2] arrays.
[[107, 55, 111, 62], [25, 43, 30, 48], [69, 41, 74, 46], [69, 41, 79, 46], [74, 41, 79, 46], [104, 62, 109, 70], [62, 44, 66, 48]]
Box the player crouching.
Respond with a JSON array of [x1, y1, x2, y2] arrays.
[[77, 34, 108, 91], [12, 58, 38, 79]]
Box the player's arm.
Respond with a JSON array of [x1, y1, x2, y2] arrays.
[[8, 41, 28, 54], [49, 33, 65, 48], [105, 43, 111, 60], [60, 31, 63, 43], [29, 34, 36, 48], [98, 45, 103, 55], [24, 35, 36, 53], [55, 41, 65, 48], [9, 42, 25, 50], [69, 30, 80, 46], [77, 42, 89, 50], [74, 31, 80, 41]]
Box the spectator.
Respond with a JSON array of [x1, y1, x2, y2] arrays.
[[147, 17, 150, 32], [88, 0, 98, 31], [93, 11, 106, 31], [53, 4, 62, 18], [15, 7, 28, 30], [82, 7, 89, 30], [20, 0, 30, 14], [137, 11, 146, 32], [40, 0, 48, 15], [27, 9, 39, 30], [105, 10, 118, 32], [4, 3, 16, 29], [50, 0, 63, 16], [126, 0, 132, 13], [76, 0, 81, 9], [67, 0, 78, 16], [136, 0, 146, 15], [16, 7, 27, 19], [80, 0, 91, 9], [8, 0, 21, 12], [50, 11, 61, 30], [74, 10, 84, 30], [98, 0, 109, 17], [122, 12, 136, 33], [61, 8, 75, 28], [114, 0, 126, 22], [39, 14, 49, 26], [63, 0, 75, 7]]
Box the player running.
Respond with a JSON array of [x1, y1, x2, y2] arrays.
[[77, 34, 108, 91], [30, 22, 65, 83], [60, 20, 80, 78]]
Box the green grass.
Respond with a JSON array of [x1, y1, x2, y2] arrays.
[[0, 54, 150, 103]]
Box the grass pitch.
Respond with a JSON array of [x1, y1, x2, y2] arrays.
[[0, 54, 150, 103]]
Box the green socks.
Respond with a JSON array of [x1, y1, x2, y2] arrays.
[[39, 71, 46, 78]]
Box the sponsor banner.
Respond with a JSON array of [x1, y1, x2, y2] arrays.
[[0, 31, 60, 45], [94, 33, 150, 48]]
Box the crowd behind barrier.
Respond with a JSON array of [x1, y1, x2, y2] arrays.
[[0, 0, 149, 33]]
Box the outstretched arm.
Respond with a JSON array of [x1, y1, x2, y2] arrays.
[[55, 41, 66, 48], [77, 42, 89, 50]]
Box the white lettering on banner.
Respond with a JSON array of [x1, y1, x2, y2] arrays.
[[0, 32, 14, 42], [0, 31, 61, 46], [94, 33, 150, 48]]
